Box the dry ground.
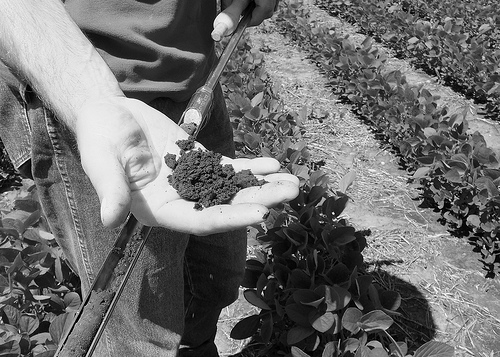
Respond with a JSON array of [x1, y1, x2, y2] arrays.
[[216, 3, 500, 356]]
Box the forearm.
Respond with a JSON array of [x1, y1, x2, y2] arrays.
[[0, 0, 123, 131]]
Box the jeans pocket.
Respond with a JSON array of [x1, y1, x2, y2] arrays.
[[0, 75, 32, 170]]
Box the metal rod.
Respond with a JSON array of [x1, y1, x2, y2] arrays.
[[85, 224, 153, 357], [55, 215, 143, 357]]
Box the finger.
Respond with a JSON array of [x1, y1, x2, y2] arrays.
[[221, 157, 281, 174], [156, 201, 270, 236], [231, 180, 299, 206], [260, 172, 300, 186], [212, 13, 234, 41], [80, 148, 132, 228], [212, 0, 251, 41]]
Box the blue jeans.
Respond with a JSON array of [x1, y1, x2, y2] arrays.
[[0, 69, 246, 356]]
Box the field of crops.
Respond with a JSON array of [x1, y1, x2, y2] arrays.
[[275, 0, 500, 279], [1, 0, 499, 356], [317, 0, 500, 120]]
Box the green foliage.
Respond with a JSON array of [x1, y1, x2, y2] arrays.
[[316, 0, 500, 119], [0, 141, 21, 192], [275, 0, 500, 277], [0, 187, 80, 357], [232, 185, 392, 356], [231, 184, 453, 357]]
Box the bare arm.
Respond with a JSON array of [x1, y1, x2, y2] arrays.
[[0, 0, 123, 132]]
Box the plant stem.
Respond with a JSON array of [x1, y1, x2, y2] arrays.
[[383, 330, 405, 357]]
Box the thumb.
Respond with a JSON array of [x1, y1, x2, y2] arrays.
[[212, 0, 251, 41], [80, 148, 132, 228]]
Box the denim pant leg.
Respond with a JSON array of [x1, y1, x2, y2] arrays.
[[0, 68, 32, 172]]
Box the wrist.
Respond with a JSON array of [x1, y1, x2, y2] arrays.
[[63, 51, 125, 131]]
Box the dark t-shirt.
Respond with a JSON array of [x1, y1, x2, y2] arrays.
[[64, 0, 217, 102]]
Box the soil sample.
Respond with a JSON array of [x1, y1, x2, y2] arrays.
[[112, 228, 145, 282], [179, 122, 198, 136], [57, 227, 146, 356], [57, 289, 115, 357], [165, 138, 265, 209]]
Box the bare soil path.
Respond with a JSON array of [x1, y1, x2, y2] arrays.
[[217, 3, 500, 356]]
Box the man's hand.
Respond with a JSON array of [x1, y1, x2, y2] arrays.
[[76, 97, 299, 236], [1, 0, 296, 236], [212, 0, 279, 41]]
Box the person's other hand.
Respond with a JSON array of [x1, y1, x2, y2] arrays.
[[76, 97, 299, 235], [212, 0, 279, 41]]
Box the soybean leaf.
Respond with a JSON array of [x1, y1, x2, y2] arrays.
[[339, 170, 356, 193], [379, 290, 401, 312], [230, 314, 261, 340], [287, 326, 315, 345], [63, 292, 81, 312], [358, 310, 393, 332], [311, 312, 337, 333], [18, 314, 39, 335], [413, 341, 454, 357], [243, 290, 271, 310], [291, 346, 311, 357], [369, 348, 389, 357], [48, 312, 75, 344], [322, 342, 337, 357], [342, 307, 362, 334], [2, 306, 20, 327], [285, 303, 315, 326]]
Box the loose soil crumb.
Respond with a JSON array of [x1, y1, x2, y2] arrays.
[[180, 122, 198, 136], [164, 153, 177, 170], [176, 138, 196, 152], [166, 139, 265, 209], [58, 289, 114, 357]]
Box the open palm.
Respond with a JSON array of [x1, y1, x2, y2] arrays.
[[76, 97, 299, 235]]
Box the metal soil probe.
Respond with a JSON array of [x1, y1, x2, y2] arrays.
[[55, 5, 254, 357]]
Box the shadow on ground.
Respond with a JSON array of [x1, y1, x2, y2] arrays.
[[366, 263, 438, 350]]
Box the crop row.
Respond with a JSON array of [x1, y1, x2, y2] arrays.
[[274, 0, 500, 277], [394, 0, 499, 26], [315, 0, 500, 120]]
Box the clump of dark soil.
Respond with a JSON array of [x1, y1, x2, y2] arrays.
[[179, 122, 198, 136], [165, 138, 265, 209], [112, 228, 145, 279], [58, 289, 114, 357]]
